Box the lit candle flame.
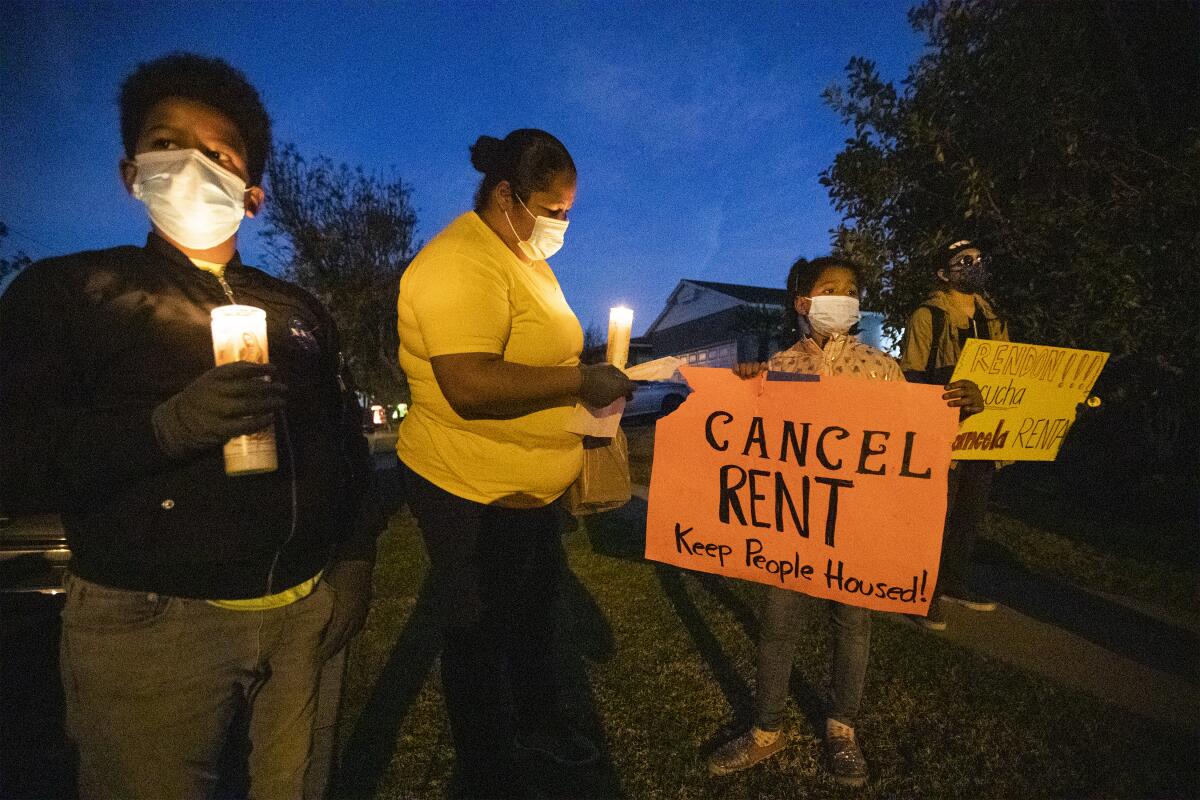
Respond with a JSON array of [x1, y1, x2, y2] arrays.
[[606, 306, 634, 370]]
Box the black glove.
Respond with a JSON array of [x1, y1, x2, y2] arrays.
[[315, 558, 374, 663], [578, 363, 634, 407], [152, 362, 287, 458]]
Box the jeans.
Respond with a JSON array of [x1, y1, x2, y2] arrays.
[[59, 571, 334, 800], [401, 463, 564, 797], [754, 586, 872, 730], [936, 460, 995, 596]]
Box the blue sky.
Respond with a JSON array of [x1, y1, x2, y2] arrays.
[[0, 1, 922, 334]]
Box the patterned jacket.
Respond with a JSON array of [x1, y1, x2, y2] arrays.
[[767, 334, 904, 382]]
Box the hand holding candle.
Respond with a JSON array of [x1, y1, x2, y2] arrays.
[[606, 306, 633, 370], [211, 305, 278, 476], [570, 306, 634, 434]]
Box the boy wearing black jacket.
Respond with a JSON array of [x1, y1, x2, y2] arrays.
[[0, 53, 376, 798]]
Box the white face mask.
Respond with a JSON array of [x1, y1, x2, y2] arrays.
[[132, 148, 248, 250], [505, 194, 568, 261], [806, 295, 860, 337]]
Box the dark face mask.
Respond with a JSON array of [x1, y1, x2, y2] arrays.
[[946, 254, 988, 292]]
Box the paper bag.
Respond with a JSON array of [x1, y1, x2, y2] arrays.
[[563, 428, 631, 516]]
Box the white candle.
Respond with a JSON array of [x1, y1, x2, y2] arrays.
[[211, 305, 278, 476], [606, 306, 634, 370]]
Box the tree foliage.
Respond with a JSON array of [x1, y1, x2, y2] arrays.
[[822, 0, 1199, 470], [580, 323, 607, 364], [261, 145, 418, 404], [733, 304, 789, 362], [0, 222, 32, 284]]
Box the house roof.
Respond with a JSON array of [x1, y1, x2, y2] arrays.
[[644, 279, 790, 335], [685, 280, 789, 305]]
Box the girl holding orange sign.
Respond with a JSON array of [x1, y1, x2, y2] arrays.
[[706, 256, 983, 787]]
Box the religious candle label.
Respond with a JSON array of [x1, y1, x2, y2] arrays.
[[211, 305, 278, 476]]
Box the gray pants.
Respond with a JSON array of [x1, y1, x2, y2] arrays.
[[754, 586, 872, 730], [60, 571, 335, 800]]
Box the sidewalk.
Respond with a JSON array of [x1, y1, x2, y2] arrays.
[[629, 483, 1200, 730]]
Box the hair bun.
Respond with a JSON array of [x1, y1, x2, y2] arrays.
[[469, 135, 504, 173]]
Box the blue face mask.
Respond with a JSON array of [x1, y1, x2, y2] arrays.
[[806, 296, 860, 337], [505, 195, 569, 261], [132, 149, 248, 249]]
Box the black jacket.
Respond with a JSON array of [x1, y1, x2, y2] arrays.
[[0, 234, 373, 598]]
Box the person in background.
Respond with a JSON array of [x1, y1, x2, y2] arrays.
[[395, 129, 632, 798], [706, 256, 983, 788], [0, 53, 377, 798], [899, 239, 1010, 630]]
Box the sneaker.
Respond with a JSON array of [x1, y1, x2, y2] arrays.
[[911, 597, 948, 631], [516, 722, 600, 767], [825, 732, 867, 787], [940, 589, 997, 611], [707, 727, 786, 776]]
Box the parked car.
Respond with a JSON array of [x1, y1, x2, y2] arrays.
[[624, 379, 690, 419], [0, 512, 69, 594]]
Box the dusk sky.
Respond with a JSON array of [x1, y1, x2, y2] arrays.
[[1, 1, 923, 335]]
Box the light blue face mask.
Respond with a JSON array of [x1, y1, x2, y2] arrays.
[[505, 195, 569, 260], [132, 148, 247, 249], [806, 295, 860, 337]]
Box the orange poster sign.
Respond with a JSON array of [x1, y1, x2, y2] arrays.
[[645, 367, 960, 613]]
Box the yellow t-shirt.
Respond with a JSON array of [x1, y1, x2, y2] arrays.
[[396, 211, 584, 506]]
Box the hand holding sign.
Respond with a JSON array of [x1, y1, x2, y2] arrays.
[[943, 379, 985, 417]]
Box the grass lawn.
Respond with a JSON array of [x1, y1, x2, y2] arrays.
[[333, 424, 1197, 799]]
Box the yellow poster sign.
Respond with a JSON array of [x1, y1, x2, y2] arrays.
[[949, 340, 1109, 461]]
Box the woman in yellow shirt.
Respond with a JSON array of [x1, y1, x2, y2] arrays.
[[396, 129, 631, 798]]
